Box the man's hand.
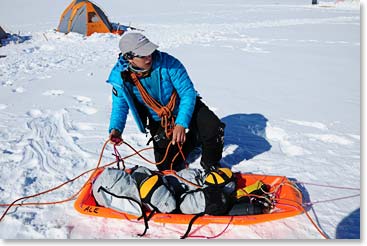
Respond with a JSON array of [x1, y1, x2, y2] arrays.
[[109, 129, 123, 145], [172, 125, 186, 145]]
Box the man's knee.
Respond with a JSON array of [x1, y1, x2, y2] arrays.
[[202, 121, 225, 148], [194, 100, 225, 142]]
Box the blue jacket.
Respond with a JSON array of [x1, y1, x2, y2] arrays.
[[106, 50, 198, 134]]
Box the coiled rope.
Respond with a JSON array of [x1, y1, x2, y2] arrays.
[[130, 72, 177, 139]]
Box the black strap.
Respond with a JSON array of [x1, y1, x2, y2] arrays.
[[98, 186, 149, 237], [146, 208, 157, 221], [210, 172, 219, 185], [180, 212, 205, 239]]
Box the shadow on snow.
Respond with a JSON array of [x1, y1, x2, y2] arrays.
[[220, 113, 271, 168], [336, 208, 360, 239]]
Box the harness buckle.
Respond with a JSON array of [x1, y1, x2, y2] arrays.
[[153, 134, 161, 142]]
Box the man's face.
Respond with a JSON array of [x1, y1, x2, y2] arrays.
[[129, 54, 153, 71]]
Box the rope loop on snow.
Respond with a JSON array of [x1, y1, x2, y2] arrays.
[[0, 138, 186, 221]]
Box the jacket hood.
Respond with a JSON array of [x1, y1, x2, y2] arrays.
[[106, 54, 128, 87], [115, 54, 130, 73]]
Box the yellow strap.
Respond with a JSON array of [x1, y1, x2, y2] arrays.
[[236, 180, 264, 199], [205, 168, 233, 185]]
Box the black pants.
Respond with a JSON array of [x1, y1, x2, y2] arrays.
[[148, 97, 225, 171]]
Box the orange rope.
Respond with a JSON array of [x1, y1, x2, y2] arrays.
[[283, 182, 329, 239], [130, 72, 177, 138], [163, 171, 202, 189], [0, 139, 109, 221], [124, 141, 201, 189], [123, 141, 174, 167], [0, 139, 177, 221], [0, 137, 185, 214]]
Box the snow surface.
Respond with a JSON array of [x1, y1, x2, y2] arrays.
[[0, 0, 362, 240]]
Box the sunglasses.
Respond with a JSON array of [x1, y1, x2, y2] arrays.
[[125, 52, 152, 60], [133, 54, 151, 59]]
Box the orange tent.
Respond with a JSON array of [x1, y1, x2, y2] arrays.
[[57, 0, 123, 36]]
